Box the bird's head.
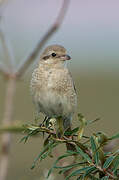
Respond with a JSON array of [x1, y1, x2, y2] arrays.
[[39, 45, 71, 67]]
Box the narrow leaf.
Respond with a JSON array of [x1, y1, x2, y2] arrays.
[[64, 127, 79, 136], [20, 135, 29, 143], [31, 141, 57, 169], [90, 136, 97, 152], [101, 176, 109, 180], [77, 146, 92, 163], [112, 155, 119, 173], [90, 136, 99, 165], [78, 114, 86, 141], [87, 118, 100, 125], [83, 166, 97, 177], [58, 162, 87, 174], [87, 175, 99, 180], [109, 132, 119, 140], [47, 151, 77, 178], [65, 166, 92, 180], [103, 156, 115, 169]]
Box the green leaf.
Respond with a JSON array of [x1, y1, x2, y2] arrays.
[[95, 151, 99, 165], [58, 162, 87, 174], [83, 166, 97, 177], [87, 175, 99, 180], [113, 149, 119, 155], [31, 140, 58, 169], [66, 150, 79, 155], [20, 125, 41, 143], [55, 162, 83, 169], [103, 156, 115, 169], [87, 118, 100, 125], [109, 132, 119, 140], [65, 166, 92, 180], [112, 155, 119, 173], [114, 169, 119, 177], [20, 129, 35, 143], [100, 176, 109, 180], [47, 151, 78, 178], [20, 135, 29, 143], [78, 113, 84, 120], [64, 127, 79, 136], [95, 132, 108, 144], [41, 142, 58, 161], [77, 176, 83, 180], [78, 114, 86, 141], [77, 146, 92, 163], [27, 125, 39, 131], [90, 136, 99, 165], [90, 136, 97, 152]]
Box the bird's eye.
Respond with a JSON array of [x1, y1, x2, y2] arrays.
[[51, 53, 56, 57]]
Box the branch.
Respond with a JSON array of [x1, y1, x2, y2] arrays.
[[0, 77, 16, 180], [0, 62, 8, 76], [17, 0, 70, 77], [0, 26, 15, 73], [0, 124, 26, 134], [0, 4, 15, 76]]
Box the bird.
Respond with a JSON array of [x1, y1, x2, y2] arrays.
[[30, 45, 77, 137]]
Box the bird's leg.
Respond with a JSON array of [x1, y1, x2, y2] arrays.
[[56, 117, 64, 138], [39, 116, 50, 138], [45, 117, 51, 128], [39, 116, 48, 127]]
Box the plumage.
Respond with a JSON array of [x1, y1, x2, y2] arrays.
[[30, 45, 77, 134]]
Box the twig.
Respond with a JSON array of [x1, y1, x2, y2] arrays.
[[0, 2, 71, 180], [0, 2, 15, 75], [0, 77, 16, 180], [0, 62, 8, 76], [0, 2, 17, 180], [0, 26, 15, 74], [17, 0, 70, 77], [0, 124, 26, 134]]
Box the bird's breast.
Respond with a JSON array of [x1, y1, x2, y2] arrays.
[[31, 67, 77, 117]]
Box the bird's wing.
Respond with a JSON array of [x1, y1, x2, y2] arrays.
[[68, 70, 77, 95]]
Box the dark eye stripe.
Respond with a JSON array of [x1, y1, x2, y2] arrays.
[[43, 55, 50, 60]]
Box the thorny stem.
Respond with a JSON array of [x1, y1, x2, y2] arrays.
[[0, 77, 16, 180]]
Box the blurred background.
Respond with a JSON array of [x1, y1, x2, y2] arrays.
[[0, 0, 119, 179]]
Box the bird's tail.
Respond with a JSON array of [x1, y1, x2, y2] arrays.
[[63, 116, 72, 131], [63, 116, 77, 152]]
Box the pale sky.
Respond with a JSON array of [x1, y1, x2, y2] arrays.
[[0, 0, 119, 74]]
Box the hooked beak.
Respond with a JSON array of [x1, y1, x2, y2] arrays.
[[60, 54, 71, 61]]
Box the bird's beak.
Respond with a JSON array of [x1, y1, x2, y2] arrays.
[[60, 54, 71, 61]]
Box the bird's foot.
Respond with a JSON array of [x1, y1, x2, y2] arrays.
[[39, 116, 50, 138], [39, 116, 49, 127]]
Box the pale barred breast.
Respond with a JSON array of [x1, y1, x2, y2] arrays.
[[30, 67, 48, 94], [31, 66, 77, 111], [48, 68, 77, 111]]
